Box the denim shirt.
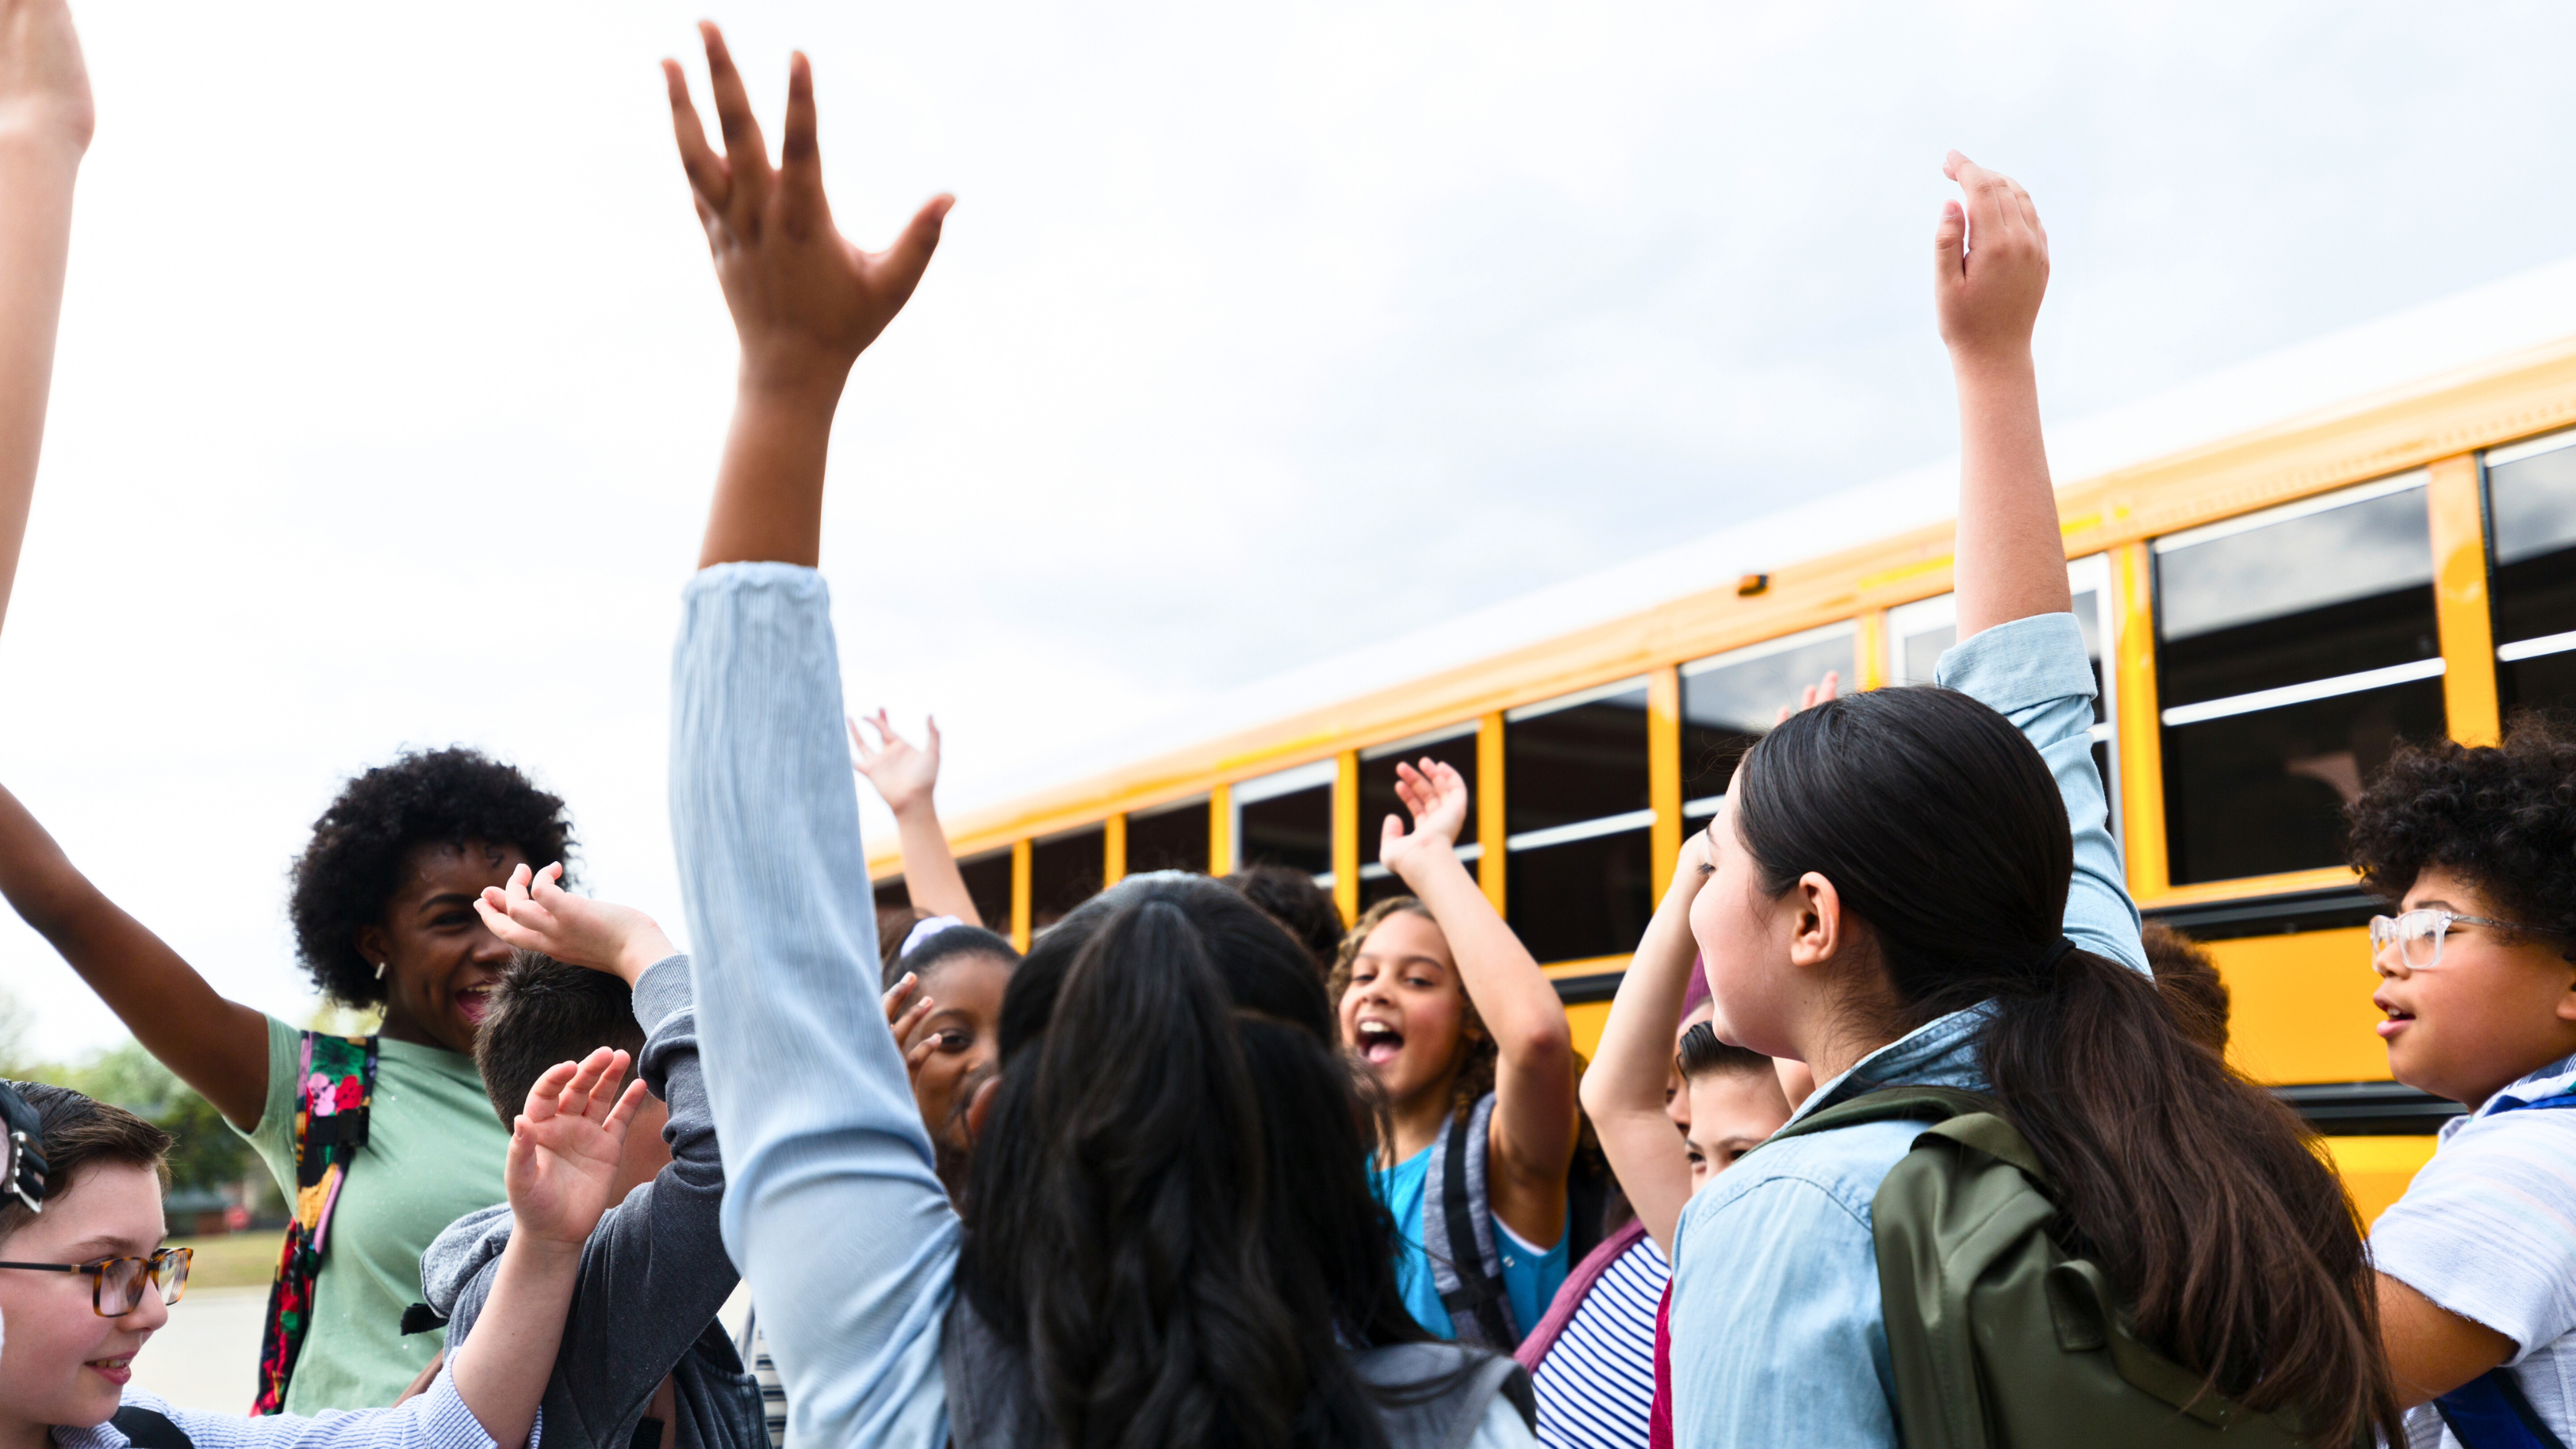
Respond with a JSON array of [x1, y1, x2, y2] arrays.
[[669, 564, 1537, 1449], [1668, 610, 2147, 1447]]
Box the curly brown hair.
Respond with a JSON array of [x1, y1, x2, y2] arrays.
[[1327, 896, 1497, 1123], [2346, 714, 2576, 963]]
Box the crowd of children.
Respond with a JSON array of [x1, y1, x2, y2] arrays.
[[3, 5, 2575, 1447]]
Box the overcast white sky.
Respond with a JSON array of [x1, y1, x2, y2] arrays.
[[9, 0, 2576, 1054]]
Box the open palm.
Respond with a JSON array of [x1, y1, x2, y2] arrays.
[[506, 1047, 646, 1250], [1379, 758, 1469, 879], [850, 710, 941, 816], [663, 22, 950, 389]]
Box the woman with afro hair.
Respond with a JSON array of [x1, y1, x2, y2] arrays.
[[0, 748, 575, 1414]]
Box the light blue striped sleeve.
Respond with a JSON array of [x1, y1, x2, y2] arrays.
[[668, 562, 955, 1449], [1937, 610, 2147, 975], [110, 1368, 528, 1449]]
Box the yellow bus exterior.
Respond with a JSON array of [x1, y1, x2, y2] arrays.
[[872, 318, 2576, 1224]]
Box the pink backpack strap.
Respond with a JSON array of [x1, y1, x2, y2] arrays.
[[1648, 1278, 1675, 1449], [1513, 1217, 1650, 1371]]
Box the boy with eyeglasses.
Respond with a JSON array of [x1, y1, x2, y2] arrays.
[[2346, 718, 2576, 1449], [0, 1054, 645, 1449]]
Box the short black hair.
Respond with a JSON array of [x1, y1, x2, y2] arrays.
[[472, 951, 642, 1132], [1223, 865, 1346, 978], [2348, 715, 2576, 964], [883, 923, 1020, 992], [288, 748, 576, 1007], [1676, 1022, 1773, 1083]]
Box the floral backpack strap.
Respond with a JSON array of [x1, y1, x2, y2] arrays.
[[251, 1031, 379, 1414]]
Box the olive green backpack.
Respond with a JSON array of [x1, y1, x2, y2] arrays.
[[1766, 1086, 2340, 1448]]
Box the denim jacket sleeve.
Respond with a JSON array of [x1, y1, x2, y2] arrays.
[[668, 563, 955, 1449], [1937, 610, 2147, 975]]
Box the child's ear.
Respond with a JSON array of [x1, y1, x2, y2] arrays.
[[2555, 968, 2576, 1024]]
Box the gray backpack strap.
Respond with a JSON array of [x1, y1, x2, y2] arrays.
[[1423, 1092, 1516, 1348], [940, 1296, 1045, 1449], [1351, 1342, 1536, 1449]]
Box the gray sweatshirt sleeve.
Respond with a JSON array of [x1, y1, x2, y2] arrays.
[[445, 955, 736, 1449], [669, 562, 958, 1449]]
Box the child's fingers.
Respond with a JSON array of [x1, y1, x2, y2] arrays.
[[1818, 670, 1839, 702], [579, 1049, 632, 1119], [662, 59, 728, 209], [1934, 197, 1966, 282], [874, 195, 953, 303], [559, 1046, 619, 1116], [882, 973, 918, 1020], [602, 1076, 650, 1135], [777, 51, 821, 236], [698, 22, 771, 211], [1380, 813, 1407, 856], [892, 996, 935, 1048], [905, 1035, 939, 1073], [523, 1059, 580, 1123], [534, 862, 568, 899]]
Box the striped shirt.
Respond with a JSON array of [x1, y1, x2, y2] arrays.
[[55, 1366, 531, 1449], [1531, 1235, 1669, 1449], [2373, 1053, 2576, 1449]]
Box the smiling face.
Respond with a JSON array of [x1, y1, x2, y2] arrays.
[[356, 839, 528, 1055], [1337, 909, 1474, 1112], [2372, 865, 2576, 1108], [904, 952, 1013, 1145], [0, 1164, 169, 1435]]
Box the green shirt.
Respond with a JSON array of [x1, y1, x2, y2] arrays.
[[235, 1014, 511, 1413]]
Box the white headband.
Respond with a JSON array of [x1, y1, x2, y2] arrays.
[[900, 915, 967, 959]]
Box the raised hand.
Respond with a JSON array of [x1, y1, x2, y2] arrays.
[[881, 972, 941, 1083], [1379, 758, 1470, 883], [663, 22, 951, 396], [1773, 668, 1841, 725], [505, 1047, 649, 1251], [1934, 151, 2048, 364], [850, 710, 942, 818], [475, 863, 678, 986], [0, 0, 89, 153]]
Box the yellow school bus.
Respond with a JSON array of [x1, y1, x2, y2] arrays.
[[872, 261, 2576, 1221]]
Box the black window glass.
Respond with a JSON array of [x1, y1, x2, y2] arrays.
[[1030, 826, 1105, 929], [1681, 631, 1854, 804], [1359, 730, 1481, 907], [955, 849, 1014, 933], [1238, 783, 1332, 879], [2163, 679, 2443, 885], [1125, 799, 1209, 875], [1505, 686, 1649, 836], [873, 876, 907, 915], [1506, 827, 1654, 964], [2489, 437, 2576, 716], [2154, 480, 2443, 884], [2155, 483, 2437, 708]]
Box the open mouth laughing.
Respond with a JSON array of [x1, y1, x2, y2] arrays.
[[1355, 1018, 1404, 1066]]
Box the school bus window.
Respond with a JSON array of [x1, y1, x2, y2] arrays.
[[1233, 759, 1335, 880], [955, 848, 1015, 934], [1359, 725, 1480, 911], [1887, 593, 1956, 688], [1504, 682, 1652, 961], [1680, 623, 1856, 814], [2154, 474, 2445, 885], [1124, 797, 1211, 876], [1030, 824, 1106, 930], [872, 876, 907, 918], [2486, 428, 2576, 717], [1507, 826, 1654, 965], [2067, 554, 2119, 835]]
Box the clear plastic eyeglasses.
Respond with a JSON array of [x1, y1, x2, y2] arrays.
[[0, 1246, 192, 1316], [2370, 909, 2575, 969]]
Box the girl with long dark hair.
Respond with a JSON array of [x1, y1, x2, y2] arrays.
[[656, 26, 1534, 1447], [1663, 154, 2400, 1447]]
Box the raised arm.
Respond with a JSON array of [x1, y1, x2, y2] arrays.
[[666, 25, 947, 570], [1931, 153, 2143, 974], [0, 781, 271, 1126], [0, 0, 88, 637], [664, 25, 958, 1445], [1379, 758, 1577, 1245], [850, 711, 981, 927], [1937, 151, 2068, 642], [1579, 831, 1708, 1254]]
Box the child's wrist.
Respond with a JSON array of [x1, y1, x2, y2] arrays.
[[735, 349, 856, 408], [614, 928, 679, 985]]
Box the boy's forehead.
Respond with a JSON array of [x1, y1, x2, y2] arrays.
[[4, 1162, 163, 1256]]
